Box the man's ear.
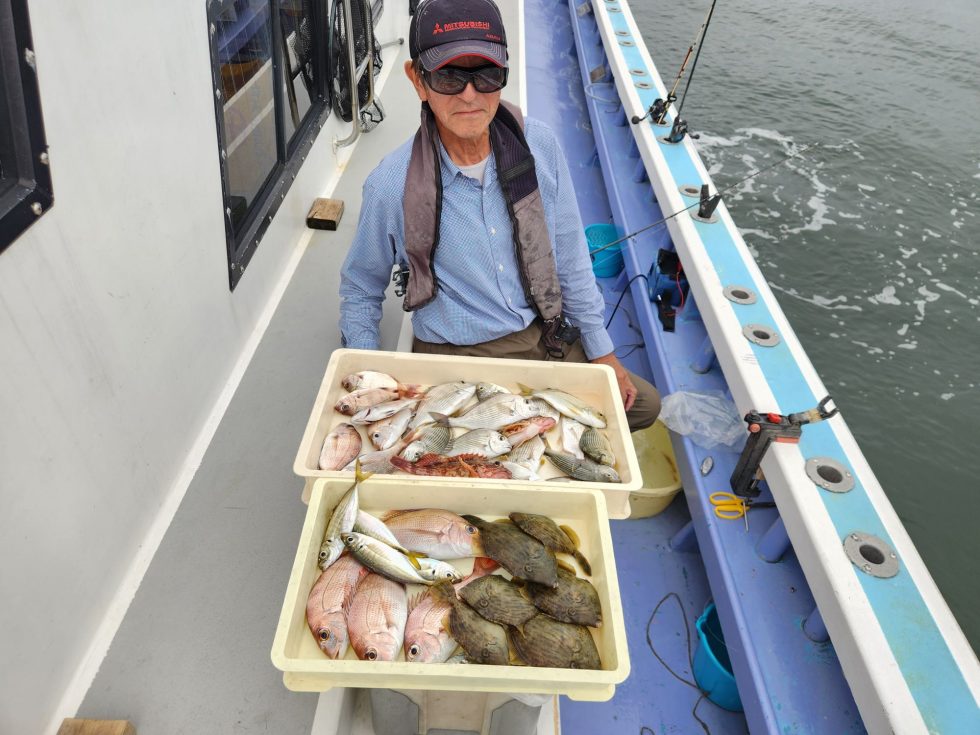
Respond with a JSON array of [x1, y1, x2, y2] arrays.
[[404, 60, 428, 102]]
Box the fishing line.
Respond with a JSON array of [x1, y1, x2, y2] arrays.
[[674, 0, 719, 119], [588, 142, 819, 259]]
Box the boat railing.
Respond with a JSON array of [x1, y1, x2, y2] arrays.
[[334, 0, 375, 150]]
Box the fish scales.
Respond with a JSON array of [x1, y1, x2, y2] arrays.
[[462, 515, 558, 588], [544, 450, 621, 483], [580, 427, 616, 466], [509, 614, 601, 669], [410, 382, 477, 429], [476, 382, 511, 401], [458, 575, 538, 628], [347, 573, 408, 661], [437, 394, 538, 430], [318, 423, 362, 471], [380, 509, 483, 559], [445, 428, 511, 458], [526, 567, 602, 627], [399, 424, 452, 462], [507, 435, 545, 466]]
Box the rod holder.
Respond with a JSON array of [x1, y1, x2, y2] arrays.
[[756, 517, 791, 563]]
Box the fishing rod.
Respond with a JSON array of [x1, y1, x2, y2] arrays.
[[588, 142, 818, 258], [631, 0, 719, 143]]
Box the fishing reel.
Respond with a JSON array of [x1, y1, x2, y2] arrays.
[[631, 95, 675, 125], [664, 116, 699, 144]]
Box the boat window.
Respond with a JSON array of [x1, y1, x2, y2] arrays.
[[207, 0, 331, 289], [0, 0, 53, 254]]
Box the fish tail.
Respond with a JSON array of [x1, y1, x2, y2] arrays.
[[559, 524, 581, 548], [406, 552, 424, 570], [516, 382, 534, 396], [556, 557, 578, 575], [354, 459, 375, 485], [430, 412, 452, 426], [429, 580, 456, 604], [573, 550, 593, 577]]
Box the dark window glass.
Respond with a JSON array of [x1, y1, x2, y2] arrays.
[[0, 0, 53, 254], [207, 0, 330, 289]]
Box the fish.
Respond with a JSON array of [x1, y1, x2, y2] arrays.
[[335, 387, 400, 415], [476, 382, 511, 401], [580, 427, 616, 466], [416, 558, 464, 583], [347, 573, 408, 661], [430, 582, 509, 665], [403, 557, 498, 664], [461, 515, 558, 588], [318, 423, 362, 471], [410, 381, 477, 429], [518, 385, 607, 428], [346, 441, 408, 474], [445, 429, 511, 458], [458, 575, 539, 628], [509, 614, 601, 669], [399, 424, 453, 462], [507, 435, 546, 468], [379, 509, 484, 559], [502, 416, 556, 447], [318, 462, 372, 570], [342, 531, 432, 585], [432, 393, 539, 431], [544, 450, 621, 483], [369, 406, 414, 450], [390, 453, 513, 479], [341, 371, 423, 396], [353, 510, 410, 552], [350, 398, 421, 426], [306, 556, 369, 659], [499, 461, 539, 481], [524, 567, 602, 627], [527, 398, 561, 422], [508, 512, 592, 576], [559, 416, 587, 459]]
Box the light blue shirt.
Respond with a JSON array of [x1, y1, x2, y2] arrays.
[[338, 116, 615, 359]]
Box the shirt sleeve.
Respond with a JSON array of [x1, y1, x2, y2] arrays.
[[547, 133, 616, 360], [338, 177, 397, 350]]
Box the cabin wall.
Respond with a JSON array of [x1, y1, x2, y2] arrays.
[[0, 1, 403, 733]]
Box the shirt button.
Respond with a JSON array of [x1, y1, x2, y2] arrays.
[[490, 227, 496, 236], [498, 264, 504, 272]]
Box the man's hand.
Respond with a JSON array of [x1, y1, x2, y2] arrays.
[[590, 352, 637, 412]]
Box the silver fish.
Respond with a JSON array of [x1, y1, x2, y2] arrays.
[[544, 449, 621, 483], [580, 427, 616, 466], [342, 531, 432, 585], [476, 382, 512, 401], [527, 398, 561, 422], [500, 461, 539, 481], [399, 424, 453, 462], [433, 393, 539, 430], [560, 416, 587, 459], [520, 385, 607, 428], [318, 463, 372, 570], [318, 423, 362, 471], [354, 510, 409, 552], [446, 429, 511, 458], [416, 558, 464, 583], [507, 435, 546, 467], [351, 397, 420, 425], [369, 406, 414, 450], [410, 382, 477, 429], [346, 441, 408, 474]]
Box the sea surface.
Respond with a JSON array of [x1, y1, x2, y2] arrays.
[[632, 0, 979, 650]]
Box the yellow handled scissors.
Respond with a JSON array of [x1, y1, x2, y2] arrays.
[[709, 492, 776, 530]]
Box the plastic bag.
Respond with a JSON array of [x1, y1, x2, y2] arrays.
[[658, 390, 747, 451]]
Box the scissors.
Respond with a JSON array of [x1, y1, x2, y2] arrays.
[[709, 492, 777, 531]]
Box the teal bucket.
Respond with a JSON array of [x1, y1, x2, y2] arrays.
[[693, 603, 744, 712], [585, 223, 624, 278]]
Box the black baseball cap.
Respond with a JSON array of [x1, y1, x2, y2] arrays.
[[410, 0, 508, 71]]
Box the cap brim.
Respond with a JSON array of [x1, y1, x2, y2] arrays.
[[419, 40, 508, 71]]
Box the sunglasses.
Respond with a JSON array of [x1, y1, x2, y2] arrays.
[[422, 64, 509, 95]]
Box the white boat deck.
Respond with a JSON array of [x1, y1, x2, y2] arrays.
[[76, 47, 422, 734]]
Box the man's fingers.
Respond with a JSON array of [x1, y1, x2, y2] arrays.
[[624, 389, 637, 412]]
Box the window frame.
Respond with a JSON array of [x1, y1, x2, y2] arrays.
[[0, 0, 53, 255], [206, 0, 332, 290]]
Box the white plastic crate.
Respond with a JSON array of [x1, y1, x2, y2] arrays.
[[270, 478, 630, 702], [294, 349, 642, 518]]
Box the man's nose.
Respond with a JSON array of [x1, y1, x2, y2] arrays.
[[458, 80, 479, 102]]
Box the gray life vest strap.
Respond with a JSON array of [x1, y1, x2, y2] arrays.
[[401, 101, 562, 322]]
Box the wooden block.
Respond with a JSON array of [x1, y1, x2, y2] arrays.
[[306, 198, 345, 230], [58, 719, 136, 735]]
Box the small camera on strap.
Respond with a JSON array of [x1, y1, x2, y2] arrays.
[[541, 314, 581, 359]]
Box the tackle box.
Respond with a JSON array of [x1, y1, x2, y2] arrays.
[[294, 348, 643, 518], [270, 478, 630, 701]]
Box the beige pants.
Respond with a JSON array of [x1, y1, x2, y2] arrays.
[[412, 320, 661, 432]]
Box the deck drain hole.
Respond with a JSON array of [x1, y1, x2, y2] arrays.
[[724, 285, 757, 305], [804, 457, 854, 493], [619, 39, 634, 45], [680, 184, 701, 197], [844, 532, 899, 578], [860, 545, 885, 565], [635, 81, 652, 89], [731, 289, 749, 299], [742, 323, 781, 347], [630, 68, 646, 76]]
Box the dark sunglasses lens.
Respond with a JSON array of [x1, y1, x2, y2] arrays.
[[473, 67, 507, 92], [427, 66, 506, 94]]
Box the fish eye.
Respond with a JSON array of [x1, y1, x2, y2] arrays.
[[365, 649, 378, 661], [408, 644, 420, 657], [318, 550, 327, 560], [319, 629, 331, 641], [465, 525, 476, 534]]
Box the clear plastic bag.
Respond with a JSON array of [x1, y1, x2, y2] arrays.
[[658, 390, 747, 451]]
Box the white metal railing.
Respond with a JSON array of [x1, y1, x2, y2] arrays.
[[333, 0, 375, 149]]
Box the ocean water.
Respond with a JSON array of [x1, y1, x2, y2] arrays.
[[632, 0, 979, 650]]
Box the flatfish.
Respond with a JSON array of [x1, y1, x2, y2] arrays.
[[509, 614, 601, 669]]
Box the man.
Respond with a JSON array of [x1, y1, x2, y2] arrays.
[[339, 0, 660, 431]]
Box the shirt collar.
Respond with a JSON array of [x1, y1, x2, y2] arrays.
[[436, 137, 496, 188]]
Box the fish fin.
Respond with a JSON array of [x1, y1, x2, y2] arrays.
[[430, 581, 456, 605], [508, 644, 527, 666], [406, 552, 424, 570], [491, 517, 512, 525], [516, 382, 535, 396], [379, 509, 418, 522], [460, 514, 485, 527], [354, 459, 374, 485], [430, 412, 452, 427], [398, 383, 425, 398], [573, 550, 593, 577], [559, 524, 581, 548], [556, 557, 578, 575]]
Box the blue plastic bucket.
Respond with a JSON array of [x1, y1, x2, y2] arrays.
[[693, 603, 744, 712], [585, 223, 624, 278]]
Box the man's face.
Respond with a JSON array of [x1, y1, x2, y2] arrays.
[[407, 56, 502, 144]]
